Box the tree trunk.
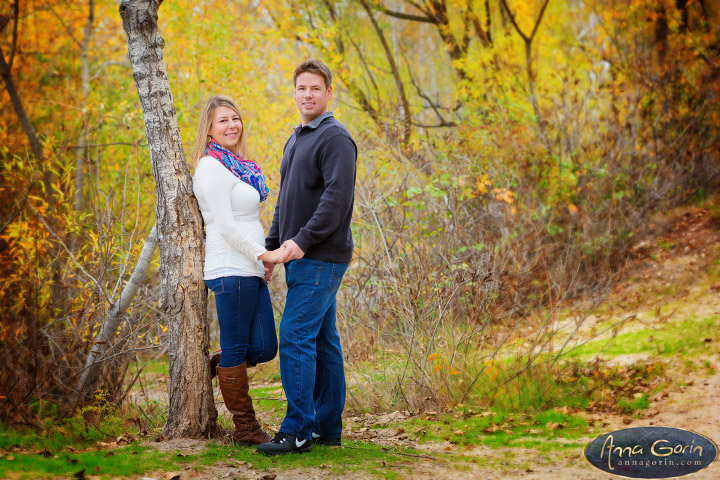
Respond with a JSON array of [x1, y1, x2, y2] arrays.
[[119, 0, 216, 438]]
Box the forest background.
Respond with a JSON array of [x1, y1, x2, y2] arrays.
[[1, 0, 720, 458]]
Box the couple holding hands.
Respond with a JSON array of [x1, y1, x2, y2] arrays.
[[191, 60, 357, 455]]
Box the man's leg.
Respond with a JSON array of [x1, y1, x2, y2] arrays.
[[313, 262, 348, 442], [277, 259, 337, 441]]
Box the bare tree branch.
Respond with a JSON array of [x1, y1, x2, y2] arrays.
[[0, 46, 45, 164], [68, 224, 158, 410], [371, 0, 435, 22], [358, 0, 413, 145]]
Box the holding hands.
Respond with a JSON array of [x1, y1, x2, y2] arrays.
[[257, 240, 305, 282]]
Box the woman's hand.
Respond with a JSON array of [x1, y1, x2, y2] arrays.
[[263, 261, 275, 282], [258, 247, 286, 265]]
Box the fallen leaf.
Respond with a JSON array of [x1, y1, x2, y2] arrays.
[[483, 424, 500, 433], [453, 429, 464, 435], [164, 472, 180, 480], [261, 474, 277, 480], [6, 456, 15, 461]]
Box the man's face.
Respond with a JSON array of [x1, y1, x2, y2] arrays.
[[294, 72, 332, 126]]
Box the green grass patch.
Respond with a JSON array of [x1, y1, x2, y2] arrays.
[[224, 441, 416, 478], [196, 441, 436, 479], [565, 315, 719, 359], [0, 432, 438, 480], [618, 393, 649, 413], [400, 408, 588, 452], [249, 385, 286, 424], [0, 400, 130, 452], [0, 443, 178, 480]]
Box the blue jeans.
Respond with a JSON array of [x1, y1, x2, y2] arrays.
[[278, 258, 349, 441], [206, 276, 278, 368]]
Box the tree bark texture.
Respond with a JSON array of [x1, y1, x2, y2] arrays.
[[119, 0, 216, 437]]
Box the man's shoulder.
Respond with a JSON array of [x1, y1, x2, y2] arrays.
[[317, 117, 354, 142]]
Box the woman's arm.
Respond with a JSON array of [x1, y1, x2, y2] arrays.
[[196, 158, 267, 260]]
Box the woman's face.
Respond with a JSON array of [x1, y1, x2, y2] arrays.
[[208, 106, 243, 151]]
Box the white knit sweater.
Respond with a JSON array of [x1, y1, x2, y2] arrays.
[[192, 156, 267, 279]]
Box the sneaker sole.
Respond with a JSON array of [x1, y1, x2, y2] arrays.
[[313, 439, 341, 446], [257, 444, 313, 456]]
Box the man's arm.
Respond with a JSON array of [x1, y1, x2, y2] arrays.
[[265, 201, 281, 251], [290, 133, 356, 253]]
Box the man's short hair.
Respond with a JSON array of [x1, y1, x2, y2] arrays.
[[293, 60, 333, 88]]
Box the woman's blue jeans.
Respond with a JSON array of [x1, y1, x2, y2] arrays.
[[278, 258, 349, 441], [205, 276, 278, 368]]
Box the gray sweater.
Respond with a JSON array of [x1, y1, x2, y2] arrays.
[[266, 112, 357, 263]]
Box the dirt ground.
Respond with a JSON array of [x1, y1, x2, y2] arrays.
[[140, 207, 720, 480]]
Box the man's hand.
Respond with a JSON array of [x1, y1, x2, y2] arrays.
[[277, 239, 305, 263]]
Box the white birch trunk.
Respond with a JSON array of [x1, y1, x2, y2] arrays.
[[119, 0, 216, 437]]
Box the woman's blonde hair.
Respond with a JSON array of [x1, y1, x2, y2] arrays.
[[190, 95, 249, 166]]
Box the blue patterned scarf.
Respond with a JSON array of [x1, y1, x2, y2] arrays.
[[206, 141, 269, 202]]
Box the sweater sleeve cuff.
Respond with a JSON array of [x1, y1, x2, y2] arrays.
[[265, 239, 280, 251], [292, 231, 312, 254], [253, 245, 267, 259]]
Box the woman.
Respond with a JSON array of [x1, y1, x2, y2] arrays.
[[192, 95, 282, 445]]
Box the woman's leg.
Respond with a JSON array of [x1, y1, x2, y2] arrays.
[[206, 276, 271, 444], [246, 278, 278, 366], [208, 276, 256, 368]]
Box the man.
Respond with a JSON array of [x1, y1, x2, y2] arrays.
[[257, 60, 357, 455]]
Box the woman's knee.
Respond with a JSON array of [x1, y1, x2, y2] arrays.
[[247, 344, 277, 365]]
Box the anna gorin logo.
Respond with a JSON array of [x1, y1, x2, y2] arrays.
[[585, 426, 718, 478]]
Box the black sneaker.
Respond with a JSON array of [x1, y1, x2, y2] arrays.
[[311, 432, 341, 446], [256, 432, 313, 455]]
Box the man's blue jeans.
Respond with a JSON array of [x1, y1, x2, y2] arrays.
[[206, 276, 278, 368], [278, 258, 349, 441]]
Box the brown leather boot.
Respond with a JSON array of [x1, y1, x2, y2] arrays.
[[217, 363, 272, 445], [210, 350, 255, 379], [209, 348, 222, 379]]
